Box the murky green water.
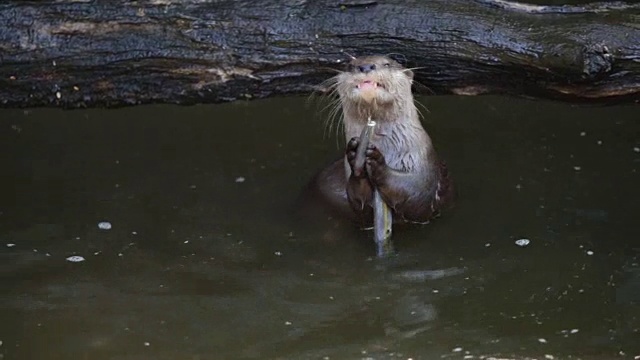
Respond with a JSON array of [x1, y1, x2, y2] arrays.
[[1, 96, 639, 360]]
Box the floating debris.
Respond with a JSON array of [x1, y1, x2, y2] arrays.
[[452, 347, 463, 353], [634, 147, 640, 153], [98, 221, 112, 230], [570, 328, 579, 334], [6, 243, 16, 247], [393, 267, 465, 282], [144, 342, 150, 346], [66, 255, 85, 263], [573, 166, 582, 171], [235, 177, 246, 183], [538, 338, 547, 344], [274, 251, 282, 256], [586, 250, 594, 256], [515, 238, 531, 247]]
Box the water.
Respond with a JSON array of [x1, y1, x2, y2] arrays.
[[1, 96, 639, 359]]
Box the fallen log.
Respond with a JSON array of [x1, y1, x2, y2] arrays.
[[0, 0, 638, 108]]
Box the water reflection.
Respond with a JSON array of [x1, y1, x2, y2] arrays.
[[0, 96, 638, 359]]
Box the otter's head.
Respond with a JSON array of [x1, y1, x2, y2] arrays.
[[336, 55, 414, 107]]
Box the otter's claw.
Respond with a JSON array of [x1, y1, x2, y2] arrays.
[[365, 145, 388, 183], [346, 137, 360, 152], [346, 137, 365, 177]]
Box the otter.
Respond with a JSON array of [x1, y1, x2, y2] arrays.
[[307, 55, 454, 226]]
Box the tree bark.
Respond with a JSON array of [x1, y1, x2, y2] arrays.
[[0, 0, 638, 108]]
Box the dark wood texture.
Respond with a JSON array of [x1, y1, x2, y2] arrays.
[[0, 0, 639, 108]]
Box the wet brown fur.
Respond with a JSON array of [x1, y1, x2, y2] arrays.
[[307, 55, 454, 225]]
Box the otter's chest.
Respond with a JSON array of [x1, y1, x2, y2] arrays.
[[345, 122, 427, 172]]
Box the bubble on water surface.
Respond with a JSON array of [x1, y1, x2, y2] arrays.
[[98, 221, 112, 230], [66, 256, 85, 263]]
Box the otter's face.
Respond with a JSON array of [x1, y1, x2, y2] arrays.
[[336, 56, 413, 106]]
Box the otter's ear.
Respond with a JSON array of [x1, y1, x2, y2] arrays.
[[404, 69, 414, 79]]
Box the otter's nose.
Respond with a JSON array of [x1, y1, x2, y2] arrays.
[[357, 64, 376, 74]]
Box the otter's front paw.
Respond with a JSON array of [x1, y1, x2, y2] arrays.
[[365, 145, 388, 184], [346, 137, 365, 178]]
